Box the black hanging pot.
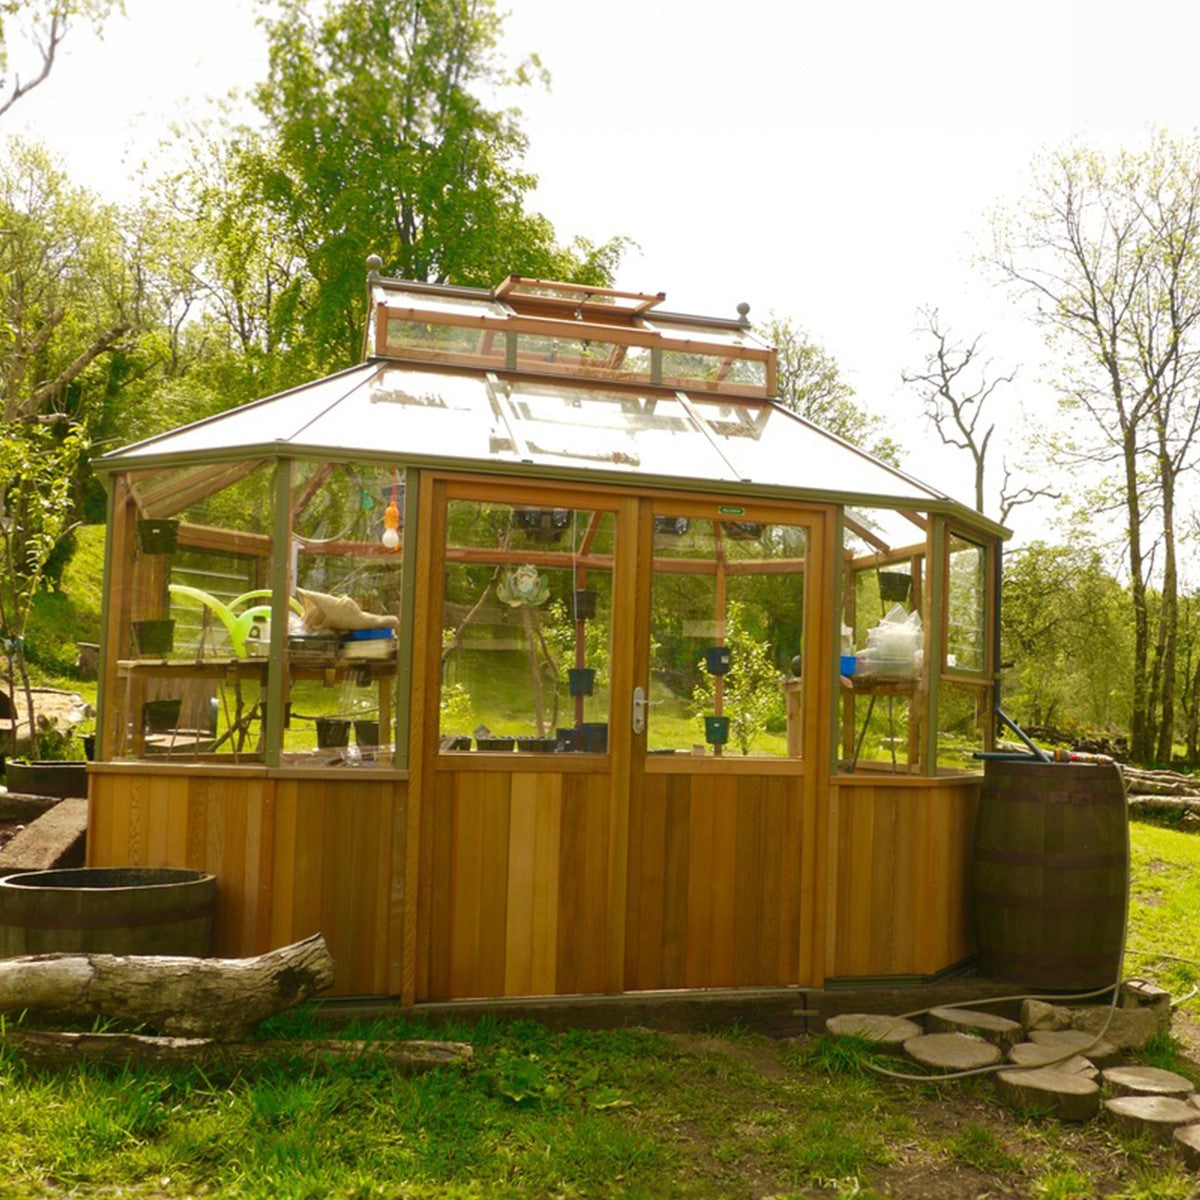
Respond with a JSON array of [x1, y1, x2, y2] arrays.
[[136, 519, 180, 555], [568, 667, 596, 697], [572, 589, 597, 620], [878, 571, 912, 604], [315, 717, 350, 748], [704, 715, 730, 745], [704, 645, 732, 676]]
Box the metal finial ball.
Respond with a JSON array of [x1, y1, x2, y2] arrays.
[[366, 254, 384, 274], [736, 302, 750, 319]]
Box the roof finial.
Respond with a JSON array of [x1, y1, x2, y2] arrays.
[[736, 302, 751, 328], [366, 254, 384, 279]]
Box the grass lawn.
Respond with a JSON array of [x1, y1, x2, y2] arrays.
[[0, 818, 1198, 1198]]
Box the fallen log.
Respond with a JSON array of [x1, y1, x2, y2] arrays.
[[2, 1029, 472, 1073], [1128, 794, 1200, 816], [0, 933, 334, 1038]]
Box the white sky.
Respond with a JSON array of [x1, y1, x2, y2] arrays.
[[7, 0, 1200, 521]]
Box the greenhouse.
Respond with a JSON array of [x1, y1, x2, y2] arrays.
[[87, 265, 1007, 1001]]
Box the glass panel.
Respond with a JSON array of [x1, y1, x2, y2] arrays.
[[938, 682, 988, 772], [662, 350, 766, 390], [440, 500, 615, 754], [497, 381, 736, 481], [115, 463, 276, 763], [373, 286, 506, 319], [287, 462, 405, 768], [647, 517, 806, 758], [842, 688, 918, 772], [513, 333, 652, 383], [383, 318, 504, 363], [947, 535, 987, 673]]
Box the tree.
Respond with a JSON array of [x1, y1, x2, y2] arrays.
[[199, 0, 625, 373], [993, 133, 1200, 763], [0, 1, 118, 119], [901, 307, 1058, 522], [762, 314, 899, 464]]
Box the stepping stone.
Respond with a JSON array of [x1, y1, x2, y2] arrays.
[[996, 1067, 1101, 1122], [1102, 1065, 1195, 1099], [1104, 1095, 1200, 1143], [825, 1013, 921, 1050], [1028, 1029, 1121, 1068], [927, 1006, 1023, 1050], [1072, 1006, 1161, 1051], [904, 1032, 1001, 1072], [1176, 1123, 1200, 1169], [1008, 1041, 1097, 1079]]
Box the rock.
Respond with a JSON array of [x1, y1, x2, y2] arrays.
[[825, 1012, 921, 1050], [904, 1032, 1001, 1072], [1071, 1005, 1161, 1052], [1104, 1095, 1200, 1143], [1102, 1065, 1195, 1099], [1029, 1029, 1121, 1068], [1121, 979, 1172, 1020], [927, 1006, 1023, 1051], [1007, 1041, 1097, 1079], [0, 798, 87, 871], [1021, 999, 1071, 1032], [1176, 1123, 1200, 1169], [996, 1067, 1101, 1121]]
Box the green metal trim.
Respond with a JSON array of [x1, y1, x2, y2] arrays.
[[94, 479, 119, 757], [830, 507, 846, 779], [264, 460, 293, 768], [504, 330, 517, 371], [650, 348, 663, 385], [923, 516, 947, 773], [392, 470, 419, 772]]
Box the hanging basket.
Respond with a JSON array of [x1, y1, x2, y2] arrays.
[[572, 589, 597, 621], [704, 645, 732, 676], [133, 619, 175, 658], [568, 667, 596, 697], [136, 519, 180, 555], [878, 571, 912, 604], [354, 719, 380, 747], [704, 715, 731, 745]]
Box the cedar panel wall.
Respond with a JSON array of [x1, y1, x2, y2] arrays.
[[88, 770, 405, 997], [624, 771, 817, 991], [825, 777, 980, 981], [416, 769, 612, 1002]]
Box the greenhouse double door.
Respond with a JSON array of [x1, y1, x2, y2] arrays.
[[409, 476, 832, 1002]]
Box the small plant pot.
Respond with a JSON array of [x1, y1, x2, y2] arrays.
[[654, 516, 690, 536], [723, 521, 762, 541], [704, 645, 732, 676], [580, 722, 608, 754], [142, 699, 182, 733], [556, 727, 579, 752], [704, 715, 730, 745], [568, 667, 596, 697], [839, 654, 857, 677], [476, 736, 515, 752], [878, 571, 912, 604], [136, 518, 180, 555], [516, 736, 557, 753], [315, 717, 350, 749], [443, 735, 472, 751], [572, 589, 597, 621], [82, 733, 96, 762], [133, 619, 175, 658], [354, 719, 380, 747]]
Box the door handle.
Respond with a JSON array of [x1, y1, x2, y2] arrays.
[[632, 686, 649, 734]]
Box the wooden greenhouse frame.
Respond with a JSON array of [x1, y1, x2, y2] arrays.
[[87, 268, 1008, 1002]]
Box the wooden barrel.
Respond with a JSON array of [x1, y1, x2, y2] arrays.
[[971, 759, 1128, 990], [0, 867, 217, 957]]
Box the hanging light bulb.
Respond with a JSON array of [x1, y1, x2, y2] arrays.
[[381, 497, 400, 550]]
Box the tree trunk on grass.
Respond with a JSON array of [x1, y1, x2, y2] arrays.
[[0, 933, 335, 1038]]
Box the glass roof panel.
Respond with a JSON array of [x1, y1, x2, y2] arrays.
[[110, 365, 380, 460], [645, 320, 767, 351], [687, 396, 942, 504], [371, 285, 507, 319], [497, 380, 738, 481]]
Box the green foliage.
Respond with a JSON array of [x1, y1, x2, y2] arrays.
[[690, 600, 785, 754], [763, 313, 900, 464], [180, 0, 627, 376]]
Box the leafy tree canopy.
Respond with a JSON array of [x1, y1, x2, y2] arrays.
[[205, 0, 626, 372]]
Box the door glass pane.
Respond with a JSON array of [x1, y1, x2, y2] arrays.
[[647, 516, 807, 757], [947, 535, 987, 672], [441, 499, 615, 753]]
